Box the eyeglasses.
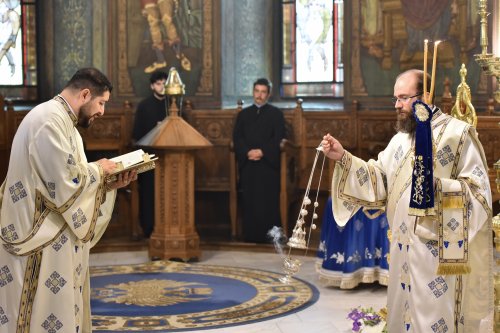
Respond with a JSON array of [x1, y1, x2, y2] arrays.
[[391, 93, 422, 105]]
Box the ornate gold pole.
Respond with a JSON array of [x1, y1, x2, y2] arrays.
[[474, 0, 500, 103], [494, 160, 500, 332], [473, 2, 500, 331]]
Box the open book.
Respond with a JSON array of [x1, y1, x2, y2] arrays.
[[105, 149, 158, 183]]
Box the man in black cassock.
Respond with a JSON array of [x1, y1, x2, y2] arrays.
[[132, 70, 168, 238], [233, 78, 285, 243]]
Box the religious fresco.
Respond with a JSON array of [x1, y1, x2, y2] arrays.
[[122, 0, 215, 99], [351, 0, 485, 97]]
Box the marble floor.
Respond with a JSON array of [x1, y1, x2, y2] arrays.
[[90, 250, 387, 333]]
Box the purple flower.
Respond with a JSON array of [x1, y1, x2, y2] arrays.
[[348, 306, 383, 330], [352, 321, 362, 332], [348, 308, 363, 321]]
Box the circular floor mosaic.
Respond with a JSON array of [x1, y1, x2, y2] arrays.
[[90, 260, 319, 332]]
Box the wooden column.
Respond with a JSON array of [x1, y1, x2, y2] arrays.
[[151, 150, 199, 260]]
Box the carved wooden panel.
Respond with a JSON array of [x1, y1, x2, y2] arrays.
[[189, 110, 235, 192], [79, 104, 134, 153], [477, 117, 500, 168], [356, 112, 395, 160], [476, 116, 500, 206], [304, 113, 354, 147], [191, 110, 235, 145]]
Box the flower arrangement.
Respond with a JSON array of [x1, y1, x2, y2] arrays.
[[347, 307, 387, 333]]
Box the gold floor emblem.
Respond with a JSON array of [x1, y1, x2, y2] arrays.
[[92, 279, 212, 306]]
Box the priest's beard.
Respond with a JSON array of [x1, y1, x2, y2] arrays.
[[78, 101, 97, 128], [395, 110, 417, 135]]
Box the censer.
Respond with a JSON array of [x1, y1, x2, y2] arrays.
[[279, 143, 326, 284]]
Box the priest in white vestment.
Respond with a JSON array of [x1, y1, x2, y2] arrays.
[[322, 69, 493, 333], [0, 68, 137, 333]]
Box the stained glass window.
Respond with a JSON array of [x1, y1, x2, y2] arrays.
[[281, 0, 343, 98], [0, 0, 37, 98]]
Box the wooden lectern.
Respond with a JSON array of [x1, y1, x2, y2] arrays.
[[137, 68, 212, 261]]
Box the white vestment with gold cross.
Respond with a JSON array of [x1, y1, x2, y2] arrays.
[[330, 109, 493, 333]]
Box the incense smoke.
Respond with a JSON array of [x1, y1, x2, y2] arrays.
[[267, 226, 287, 257]]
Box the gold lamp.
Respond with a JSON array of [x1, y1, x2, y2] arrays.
[[164, 67, 185, 118]]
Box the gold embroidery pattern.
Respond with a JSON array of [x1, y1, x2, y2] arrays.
[[368, 164, 378, 201], [411, 156, 425, 205], [450, 126, 469, 179], [454, 275, 463, 332], [387, 143, 414, 201], [1, 178, 87, 250], [437, 180, 470, 267], [415, 103, 430, 121], [461, 178, 492, 218], [337, 152, 386, 208], [53, 95, 77, 126], [16, 252, 42, 333]]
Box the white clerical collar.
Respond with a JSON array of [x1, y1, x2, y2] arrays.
[[57, 94, 77, 117]]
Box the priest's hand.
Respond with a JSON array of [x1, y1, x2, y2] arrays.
[[107, 170, 138, 191], [96, 158, 118, 177], [321, 133, 344, 161]]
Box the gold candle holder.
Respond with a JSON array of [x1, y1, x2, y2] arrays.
[[474, 0, 500, 103], [474, 1, 500, 330]]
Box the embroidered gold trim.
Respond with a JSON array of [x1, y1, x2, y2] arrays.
[[53, 95, 78, 126], [367, 164, 378, 201], [436, 180, 471, 275], [437, 262, 471, 275], [337, 152, 386, 207], [16, 252, 42, 333], [454, 275, 463, 332], [442, 196, 463, 209], [1, 174, 86, 248], [451, 125, 469, 179], [81, 168, 107, 243], [461, 178, 492, 217], [362, 207, 385, 219]]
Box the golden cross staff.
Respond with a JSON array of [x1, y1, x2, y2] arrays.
[[423, 40, 441, 104]]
